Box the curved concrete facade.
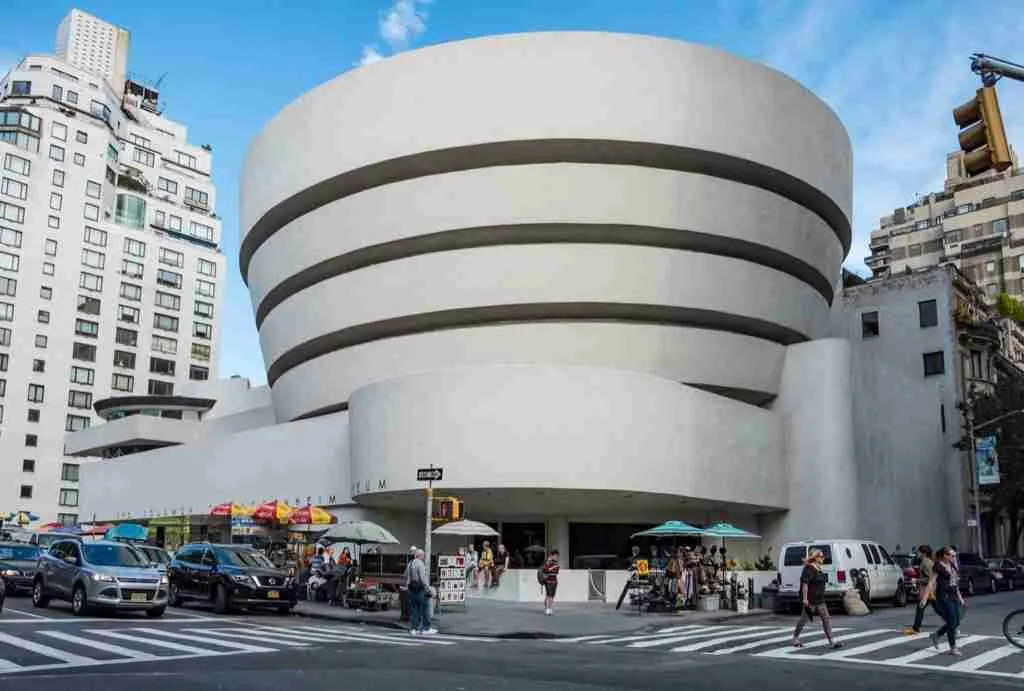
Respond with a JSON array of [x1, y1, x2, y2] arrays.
[[240, 32, 853, 528]]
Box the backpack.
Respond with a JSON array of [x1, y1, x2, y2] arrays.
[[536, 566, 546, 585]]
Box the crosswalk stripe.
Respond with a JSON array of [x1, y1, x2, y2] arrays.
[[37, 631, 157, 659], [945, 643, 1022, 672], [707, 629, 852, 655], [756, 629, 889, 658], [0, 657, 21, 673], [251, 625, 429, 647], [884, 634, 990, 665], [285, 624, 453, 646], [588, 625, 706, 645], [0, 630, 94, 665], [669, 627, 796, 652], [131, 627, 277, 653], [817, 632, 924, 659], [185, 629, 310, 647], [89, 629, 218, 655], [629, 626, 776, 649], [559, 634, 614, 643]]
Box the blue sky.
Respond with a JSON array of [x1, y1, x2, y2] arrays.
[[4, 0, 1024, 385]]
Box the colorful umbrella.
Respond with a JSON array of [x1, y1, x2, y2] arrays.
[[81, 523, 114, 536], [252, 500, 295, 522], [38, 522, 83, 534], [4, 511, 40, 526], [289, 505, 336, 526], [105, 523, 148, 542], [704, 522, 760, 539], [209, 502, 254, 518], [631, 520, 707, 538]]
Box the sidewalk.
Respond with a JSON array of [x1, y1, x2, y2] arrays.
[[294, 598, 772, 639]]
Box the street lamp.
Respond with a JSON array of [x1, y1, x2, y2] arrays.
[[964, 405, 1024, 559]]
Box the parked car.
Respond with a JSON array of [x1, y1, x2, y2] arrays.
[[32, 538, 168, 617], [890, 553, 922, 600], [986, 557, 1024, 591], [776, 539, 909, 611], [135, 545, 172, 574], [167, 543, 297, 615], [956, 552, 997, 596], [0, 542, 41, 594], [30, 532, 80, 550]]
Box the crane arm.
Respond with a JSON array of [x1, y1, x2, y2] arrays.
[[971, 53, 1024, 86]]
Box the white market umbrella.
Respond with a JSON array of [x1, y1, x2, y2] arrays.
[[321, 520, 399, 545], [432, 520, 498, 537]]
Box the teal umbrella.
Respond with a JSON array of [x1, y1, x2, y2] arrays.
[[631, 520, 707, 538], [704, 522, 760, 539], [105, 523, 148, 542]]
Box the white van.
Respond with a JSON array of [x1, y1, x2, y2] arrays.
[[776, 540, 909, 610]]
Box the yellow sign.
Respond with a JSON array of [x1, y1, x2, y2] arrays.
[[636, 559, 650, 577]]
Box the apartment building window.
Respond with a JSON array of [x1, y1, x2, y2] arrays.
[[115, 194, 146, 229], [74, 319, 98, 338], [175, 151, 197, 169], [70, 366, 95, 385], [79, 272, 103, 292], [19, 485, 32, 499], [196, 279, 215, 298], [189, 365, 209, 381], [83, 226, 107, 247], [34, 335, 47, 348], [923, 351, 945, 377], [132, 148, 155, 167], [85, 180, 101, 199], [157, 177, 178, 194], [52, 169, 65, 187], [72, 342, 96, 362], [27, 409, 39, 422], [918, 300, 938, 328], [51, 121, 67, 142], [0, 353, 6, 371], [116, 328, 138, 347], [123, 237, 146, 258], [0, 327, 9, 346], [861, 311, 880, 338], [152, 335, 177, 355], [194, 300, 214, 318], [1, 177, 28, 200], [59, 489, 79, 507], [154, 210, 165, 227], [44, 239, 57, 256], [113, 350, 136, 369], [196, 258, 217, 277], [52, 83, 63, 100], [155, 291, 180, 311], [159, 248, 183, 268], [22, 459, 34, 473], [191, 343, 211, 362], [73, 152, 85, 166], [2, 153, 30, 176], [148, 379, 174, 396], [153, 313, 179, 332], [0, 301, 13, 322], [81, 249, 105, 270], [0, 130, 40, 154], [48, 192, 63, 212], [120, 282, 142, 301], [0, 377, 5, 394], [49, 144, 65, 162], [193, 321, 212, 340], [76, 130, 87, 144], [168, 215, 182, 231], [157, 269, 182, 289], [67, 390, 92, 409], [27, 384, 44, 403], [112, 373, 134, 392], [0, 276, 15, 296], [47, 215, 60, 229], [121, 259, 144, 279], [65, 414, 90, 432], [0, 226, 21, 247], [130, 134, 152, 148], [0, 251, 19, 272], [25, 435, 37, 447], [36, 309, 48, 323], [32, 359, 44, 373], [0, 201, 25, 224], [84, 203, 99, 221], [190, 222, 214, 242], [61, 463, 80, 482], [185, 187, 210, 208], [43, 261, 54, 275], [150, 357, 176, 376], [77, 295, 101, 315], [57, 513, 78, 525], [90, 101, 111, 123], [118, 304, 139, 324]]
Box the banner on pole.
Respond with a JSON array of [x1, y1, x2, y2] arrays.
[[976, 435, 1000, 485]]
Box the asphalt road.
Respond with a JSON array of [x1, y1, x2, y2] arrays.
[[0, 589, 1022, 689]]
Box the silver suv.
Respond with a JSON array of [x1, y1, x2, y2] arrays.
[[32, 538, 168, 617]]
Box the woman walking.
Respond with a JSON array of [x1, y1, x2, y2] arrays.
[[921, 546, 964, 655], [541, 550, 560, 615], [792, 549, 842, 649]]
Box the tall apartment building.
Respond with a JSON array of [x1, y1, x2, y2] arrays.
[[55, 9, 130, 95], [866, 149, 1024, 301], [0, 10, 225, 525]]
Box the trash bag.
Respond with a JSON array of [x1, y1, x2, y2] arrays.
[[843, 588, 869, 616]]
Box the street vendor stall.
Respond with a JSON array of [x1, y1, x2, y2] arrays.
[[432, 519, 499, 610], [321, 520, 400, 611], [619, 521, 708, 613]]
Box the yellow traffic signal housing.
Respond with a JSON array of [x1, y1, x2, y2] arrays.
[[431, 496, 463, 523], [953, 86, 1012, 176]]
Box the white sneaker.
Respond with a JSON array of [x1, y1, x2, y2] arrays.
[[544, 608, 552, 616], [422, 628, 438, 635], [409, 629, 421, 636]]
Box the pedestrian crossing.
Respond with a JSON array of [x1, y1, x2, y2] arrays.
[[0, 623, 480, 675], [561, 624, 1024, 680]]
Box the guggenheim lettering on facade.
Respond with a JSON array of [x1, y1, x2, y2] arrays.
[[74, 33, 942, 560]]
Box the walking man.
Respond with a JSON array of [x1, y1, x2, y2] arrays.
[[904, 544, 935, 635], [406, 548, 437, 636]]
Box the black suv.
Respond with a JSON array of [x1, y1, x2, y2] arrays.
[[167, 543, 296, 614], [957, 552, 997, 596]]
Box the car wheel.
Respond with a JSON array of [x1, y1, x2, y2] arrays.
[[894, 582, 908, 607], [966, 578, 975, 596], [71, 584, 89, 616], [168, 581, 182, 607], [213, 583, 230, 615], [31, 579, 49, 608], [146, 606, 166, 618]]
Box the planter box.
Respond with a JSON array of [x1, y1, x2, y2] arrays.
[[697, 594, 720, 612], [736, 599, 749, 614]]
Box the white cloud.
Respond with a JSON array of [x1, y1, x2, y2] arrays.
[[358, 0, 431, 66]]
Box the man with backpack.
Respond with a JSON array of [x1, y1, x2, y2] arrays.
[[539, 550, 560, 615]]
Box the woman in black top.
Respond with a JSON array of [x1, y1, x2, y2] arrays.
[[921, 546, 965, 656], [791, 549, 842, 649]]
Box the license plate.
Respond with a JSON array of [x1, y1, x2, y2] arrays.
[[267, 590, 280, 599], [130, 593, 148, 602]]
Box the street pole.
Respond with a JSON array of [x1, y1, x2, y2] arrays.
[[424, 465, 434, 575], [966, 406, 984, 559]]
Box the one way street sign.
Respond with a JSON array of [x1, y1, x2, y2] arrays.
[[417, 467, 443, 482]]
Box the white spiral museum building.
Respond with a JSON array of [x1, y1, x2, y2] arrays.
[[79, 33, 872, 571]]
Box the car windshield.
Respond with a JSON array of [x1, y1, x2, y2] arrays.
[[82, 544, 147, 567], [215, 548, 275, 569], [0, 546, 39, 560], [139, 547, 170, 565]]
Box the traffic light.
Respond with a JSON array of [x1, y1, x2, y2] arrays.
[[953, 86, 1012, 176], [432, 497, 463, 524]]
